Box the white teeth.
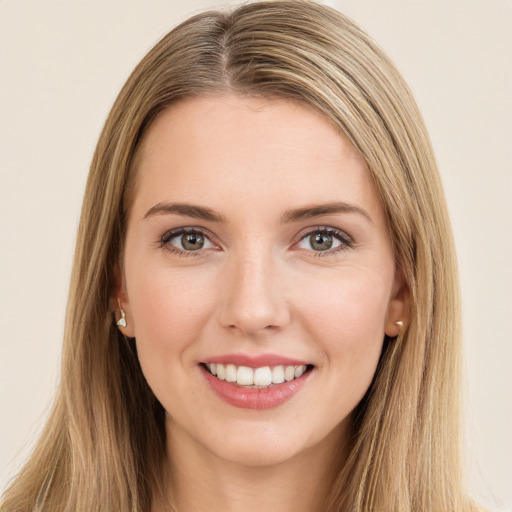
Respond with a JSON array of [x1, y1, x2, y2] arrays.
[[205, 363, 309, 387], [271, 365, 285, 384], [284, 365, 296, 382], [225, 364, 237, 382], [254, 367, 272, 386], [216, 364, 226, 380], [237, 366, 254, 386], [294, 365, 305, 378]]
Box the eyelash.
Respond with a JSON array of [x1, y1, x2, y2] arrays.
[[159, 226, 354, 258], [297, 226, 354, 258], [159, 227, 215, 257]]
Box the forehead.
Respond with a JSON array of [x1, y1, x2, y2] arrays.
[[131, 94, 384, 225]]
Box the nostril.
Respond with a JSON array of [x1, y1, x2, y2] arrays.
[[224, 322, 283, 337]]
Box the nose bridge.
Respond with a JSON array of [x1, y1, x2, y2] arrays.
[[219, 243, 289, 336]]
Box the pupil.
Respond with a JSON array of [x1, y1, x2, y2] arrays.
[[311, 233, 332, 251], [182, 233, 204, 250]]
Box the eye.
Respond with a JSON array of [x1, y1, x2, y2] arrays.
[[296, 227, 353, 254], [161, 228, 216, 254]]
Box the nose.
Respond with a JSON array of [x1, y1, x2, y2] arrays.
[[218, 249, 291, 337]]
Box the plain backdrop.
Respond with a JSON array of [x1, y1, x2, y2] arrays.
[[1, 1, 511, 509]]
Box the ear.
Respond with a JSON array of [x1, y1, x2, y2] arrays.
[[110, 261, 136, 338], [384, 267, 410, 337]]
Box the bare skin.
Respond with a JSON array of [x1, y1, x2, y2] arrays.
[[117, 94, 407, 512], [155, 418, 347, 512]]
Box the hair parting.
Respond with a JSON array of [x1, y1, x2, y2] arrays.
[[2, 2, 475, 511]]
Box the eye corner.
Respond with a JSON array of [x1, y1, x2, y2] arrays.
[[292, 226, 354, 256], [159, 226, 220, 256]]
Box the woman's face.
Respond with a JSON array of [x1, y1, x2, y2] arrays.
[[120, 94, 406, 467]]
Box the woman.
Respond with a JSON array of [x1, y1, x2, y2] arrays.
[[1, 1, 480, 511]]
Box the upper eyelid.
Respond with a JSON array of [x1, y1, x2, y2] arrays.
[[159, 225, 354, 250], [161, 226, 214, 242], [295, 226, 353, 243], [159, 227, 218, 256]]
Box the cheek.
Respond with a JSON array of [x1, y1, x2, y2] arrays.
[[127, 264, 220, 410], [127, 262, 218, 358], [298, 267, 391, 376], [303, 266, 390, 331]]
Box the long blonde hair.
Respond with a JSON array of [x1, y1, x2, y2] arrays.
[[2, 2, 474, 511]]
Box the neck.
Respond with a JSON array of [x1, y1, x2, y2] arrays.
[[153, 419, 348, 512]]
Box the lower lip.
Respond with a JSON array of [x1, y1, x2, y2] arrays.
[[201, 366, 311, 410]]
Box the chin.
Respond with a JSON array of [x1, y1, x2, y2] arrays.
[[210, 437, 306, 468], [205, 415, 339, 468]]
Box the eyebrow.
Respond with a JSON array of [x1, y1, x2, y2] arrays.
[[143, 202, 226, 223], [280, 202, 373, 224], [143, 201, 372, 224]]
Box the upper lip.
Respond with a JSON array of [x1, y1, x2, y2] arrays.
[[201, 353, 311, 368]]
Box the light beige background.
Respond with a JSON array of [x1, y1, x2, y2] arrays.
[[1, 0, 511, 509]]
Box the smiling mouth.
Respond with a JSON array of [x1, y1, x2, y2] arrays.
[[201, 363, 314, 388]]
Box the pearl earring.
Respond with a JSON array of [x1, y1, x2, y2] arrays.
[[117, 301, 127, 328], [395, 320, 404, 329]]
